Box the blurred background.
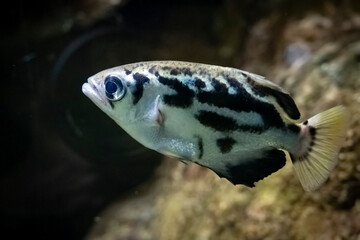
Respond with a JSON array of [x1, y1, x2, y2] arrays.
[[1, 0, 360, 239]]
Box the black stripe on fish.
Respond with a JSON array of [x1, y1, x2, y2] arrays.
[[216, 137, 236, 153], [158, 76, 195, 108], [196, 78, 285, 128], [246, 76, 300, 120], [195, 110, 264, 133], [132, 73, 150, 104], [194, 135, 204, 159], [195, 111, 239, 132], [220, 149, 286, 187]]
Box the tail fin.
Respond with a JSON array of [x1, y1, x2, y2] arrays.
[[291, 106, 350, 191]]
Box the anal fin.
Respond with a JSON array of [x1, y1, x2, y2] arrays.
[[212, 149, 287, 187]]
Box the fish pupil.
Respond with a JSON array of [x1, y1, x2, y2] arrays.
[[105, 81, 118, 94]]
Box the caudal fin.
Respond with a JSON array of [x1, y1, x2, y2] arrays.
[[291, 106, 349, 191]]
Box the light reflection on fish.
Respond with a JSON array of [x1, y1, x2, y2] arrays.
[[82, 61, 349, 191]]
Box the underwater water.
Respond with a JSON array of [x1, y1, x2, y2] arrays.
[[1, 0, 360, 239]]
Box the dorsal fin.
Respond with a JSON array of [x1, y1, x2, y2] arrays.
[[263, 88, 300, 120], [242, 71, 301, 120]]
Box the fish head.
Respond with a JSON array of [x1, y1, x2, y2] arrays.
[[82, 67, 137, 126]]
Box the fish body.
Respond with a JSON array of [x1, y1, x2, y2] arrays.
[[82, 61, 349, 191]]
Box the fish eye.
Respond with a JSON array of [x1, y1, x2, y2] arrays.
[[104, 76, 126, 101]]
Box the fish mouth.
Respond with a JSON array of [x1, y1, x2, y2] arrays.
[[82, 78, 112, 111]]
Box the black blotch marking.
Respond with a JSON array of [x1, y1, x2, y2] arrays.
[[290, 152, 308, 163], [158, 76, 195, 108], [108, 100, 114, 109], [181, 67, 192, 76], [162, 66, 171, 70], [309, 127, 317, 152], [194, 135, 204, 159], [288, 124, 300, 133], [309, 126, 316, 136], [195, 110, 264, 133], [241, 72, 248, 78], [211, 78, 227, 93], [132, 73, 150, 104], [168, 67, 192, 76], [303, 120, 308, 125], [170, 69, 179, 75], [220, 149, 286, 187], [124, 69, 131, 75], [198, 69, 205, 75], [217, 137, 236, 153], [149, 66, 156, 74], [194, 78, 206, 89], [196, 77, 284, 128], [289, 153, 297, 162], [247, 77, 301, 120]]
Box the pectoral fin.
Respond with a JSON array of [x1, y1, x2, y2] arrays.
[[245, 72, 300, 120], [143, 95, 164, 126]]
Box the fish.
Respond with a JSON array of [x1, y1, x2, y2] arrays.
[[82, 61, 349, 191]]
